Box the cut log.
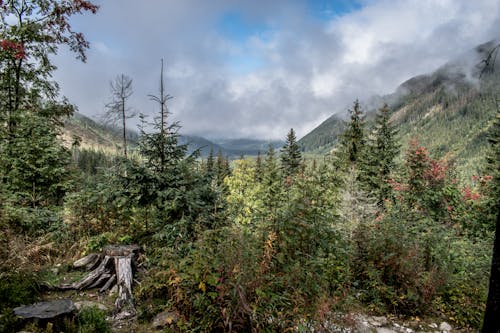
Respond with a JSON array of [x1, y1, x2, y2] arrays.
[[60, 255, 113, 290], [99, 273, 116, 293], [73, 253, 100, 269]]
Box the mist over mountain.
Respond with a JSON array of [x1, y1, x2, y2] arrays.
[[299, 39, 500, 178]]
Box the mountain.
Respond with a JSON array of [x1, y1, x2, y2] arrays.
[[62, 113, 283, 159], [178, 135, 225, 156], [299, 40, 500, 179], [61, 112, 139, 154], [298, 114, 345, 153], [213, 138, 285, 157]]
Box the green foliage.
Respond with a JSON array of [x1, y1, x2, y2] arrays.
[[337, 100, 366, 166], [280, 128, 302, 178], [0, 271, 40, 333], [361, 104, 400, 207], [352, 141, 491, 325], [77, 306, 110, 333], [0, 111, 72, 209]]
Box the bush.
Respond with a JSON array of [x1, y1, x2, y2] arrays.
[[0, 271, 40, 333], [77, 306, 110, 333]]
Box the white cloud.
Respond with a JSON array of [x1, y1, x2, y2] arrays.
[[52, 0, 500, 140]]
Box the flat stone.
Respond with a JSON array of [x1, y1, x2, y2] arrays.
[[14, 299, 75, 319]]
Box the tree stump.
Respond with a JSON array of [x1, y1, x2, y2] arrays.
[[60, 245, 140, 316]]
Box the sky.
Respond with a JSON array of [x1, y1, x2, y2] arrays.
[[52, 0, 500, 140]]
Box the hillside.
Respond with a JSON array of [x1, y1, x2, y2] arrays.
[[62, 113, 283, 158], [299, 40, 500, 179]]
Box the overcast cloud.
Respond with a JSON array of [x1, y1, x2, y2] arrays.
[[52, 0, 500, 140]]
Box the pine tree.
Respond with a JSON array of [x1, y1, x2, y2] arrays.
[[338, 99, 366, 166], [280, 128, 302, 178], [362, 104, 400, 207], [0, 1, 97, 209], [205, 147, 215, 177], [216, 149, 231, 186], [255, 150, 263, 182], [262, 144, 283, 228]]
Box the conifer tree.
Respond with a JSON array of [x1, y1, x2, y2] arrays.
[[338, 99, 366, 166], [205, 147, 215, 177], [280, 128, 302, 178], [362, 104, 399, 207], [216, 149, 231, 186], [262, 144, 283, 228], [255, 150, 263, 182], [0, 0, 98, 209]]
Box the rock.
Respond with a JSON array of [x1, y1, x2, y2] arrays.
[[439, 322, 452, 332], [376, 328, 397, 333], [74, 301, 108, 312], [14, 299, 75, 319], [152, 310, 179, 328], [429, 323, 438, 329], [369, 316, 388, 327]]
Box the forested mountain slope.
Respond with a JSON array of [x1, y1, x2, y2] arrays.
[[299, 40, 500, 179]]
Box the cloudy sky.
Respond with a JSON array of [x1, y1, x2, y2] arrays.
[[52, 0, 500, 140]]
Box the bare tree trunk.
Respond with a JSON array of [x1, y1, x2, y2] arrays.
[[482, 202, 500, 333]]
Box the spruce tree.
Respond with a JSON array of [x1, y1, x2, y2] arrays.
[[205, 147, 215, 177], [216, 149, 231, 186], [338, 99, 366, 166], [255, 150, 263, 182], [280, 128, 302, 178], [262, 144, 283, 227], [0, 1, 98, 210], [362, 104, 400, 207]]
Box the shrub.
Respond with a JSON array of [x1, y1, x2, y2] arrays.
[[77, 306, 110, 333]]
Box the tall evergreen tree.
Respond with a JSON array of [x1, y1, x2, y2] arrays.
[[338, 99, 366, 166], [262, 144, 283, 228], [205, 147, 215, 177], [0, 0, 98, 209], [361, 104, 400, 207], [280, 128, 302, 178], [216, 149, 231, 186], [255, 150, 263, 182]]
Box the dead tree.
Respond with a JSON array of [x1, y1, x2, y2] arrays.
[[103, 74, 136, 157]]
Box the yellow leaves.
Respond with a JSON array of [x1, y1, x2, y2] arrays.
[[198, 281, 206, 293], [224, 158, 265, 225]]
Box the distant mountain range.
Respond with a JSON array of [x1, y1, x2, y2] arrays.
[[298, 40, 500, 179], [62, 113, 283, 159]]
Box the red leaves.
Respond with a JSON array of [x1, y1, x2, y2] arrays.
[[462, 186, 481, 201], [0, 39, 26, 59], [424, 159, 448, 184]]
